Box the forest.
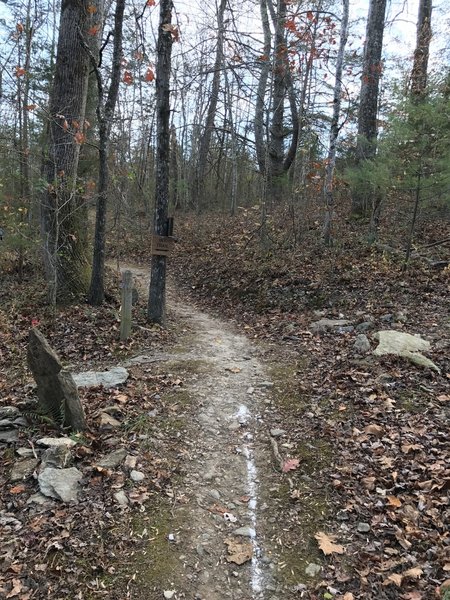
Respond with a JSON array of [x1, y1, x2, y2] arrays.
[[0, 0, 449, 599]]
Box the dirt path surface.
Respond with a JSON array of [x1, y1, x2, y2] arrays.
[[115, 263, 280, 600]]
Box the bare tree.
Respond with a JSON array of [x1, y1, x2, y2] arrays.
[[147, 0, 174, 324], [41, 0, 97, 304], [351, 0, 387, 218], [411, 0, 433, 100]]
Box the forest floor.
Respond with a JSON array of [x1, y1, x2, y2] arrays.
[[0, 207, 449, 600]]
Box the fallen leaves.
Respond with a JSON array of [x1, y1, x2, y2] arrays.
[[281, 458, 300, 472], [224, 538, 253, 565], [315, 532, 345, 555]]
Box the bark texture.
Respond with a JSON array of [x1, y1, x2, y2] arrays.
[[411, 0, 432, 100], [147, 0, 174, 324], [351, 0, 387, 216], [41, 0, 94, 304]]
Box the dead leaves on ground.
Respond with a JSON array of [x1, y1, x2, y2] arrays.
[[224, 538, 253, 565], [315, 531, 345, 555]]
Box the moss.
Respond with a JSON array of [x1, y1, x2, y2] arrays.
[[268, 360, 309, 411], [396, 390, 427, 413]]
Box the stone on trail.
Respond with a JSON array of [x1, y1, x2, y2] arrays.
[[0, 406, 20, 419], [10, 458, 39, 482], [38, 467, 82, 503], [353, 334, 371, 354], [373, 330, 440, 373], [305, 563, 322, 577], [27, 328, 87, 431], [0, 430, 19, 443], [310, 319, 352, 334], [130, 470, 145, 482], [72, 366, 129, 389], [97, 448, 128, 469], [37, 437, 77, 448], [114, 490, 129, 506], [233, 526, 256, 538]]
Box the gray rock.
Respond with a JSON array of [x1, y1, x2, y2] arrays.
[[37, 437, 77, 448], [356, 321, 374, 332], [258, 381, 274, 389], [0, 430, 19, 443], [41, 446, 72, 469], [72, 367, 129, 389], [0, 419, 17, 429], [353, 334, 371, 354], [130, 470, 145, 482], [208, 489, 221, 500], [10, 458, 39, 482], [305, 563, 322, 577], [27, 492, 52, 505], [310, 319, 351, 334], [13, 417, 27, 427], [38, 467, 82, 502], [16, 447, 35, 458], [373, 330, 440, 373], [337, 325, 355, 333], [357, 522, 371, 533], [336, 510, 350, 521], [28, 328, 86, 431], [114, 490, 129, 506], [270, 429, 285, 438], [97, 448, 127, 469], [380, 313, 394, 322], [233, 526, 255, 538], [0, 406, 20, 419]]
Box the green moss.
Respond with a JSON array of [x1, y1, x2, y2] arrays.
[[397, 390, 427, 413], [268, 360, 309, 411]]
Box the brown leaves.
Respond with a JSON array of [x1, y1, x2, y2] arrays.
[[162, 23, 179, 41], [224, 538, 253, 565], [315, 532, 345, 555], [281, 458, 300, 472]]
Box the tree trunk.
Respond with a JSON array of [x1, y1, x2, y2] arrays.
[[147, 0, 174, 324], [193, 0, 226, 212], [323, 0, 349, 246], [88, 0, 126, 306], [411, 0, 432, 101], [41, 0, 95, 304], [351, 0, 387, 217]]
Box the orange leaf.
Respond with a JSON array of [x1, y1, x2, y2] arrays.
[[87, 4, 97, 13], [15, 67, 26, 77], [146, 0, 156, 5], [145, 67, 155, 82], [282, 458, 299, 472], [16, 23, 24, 33], [62, 119, 69, 131], [10, 484, 26, 494], [72, 119, 80, 130], [88, 25, 99, 36], [74, 131, 85, 144], [387, 495, 402, 508], [123, 70, 133, 85], [26, 104, 37, 111], [314, 531, 345, 555]]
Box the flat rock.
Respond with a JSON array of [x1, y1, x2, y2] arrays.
[[72, 367, 129, 388], [233, 526, 256, 538], [310, 319, 351, 333], [27, 492, 52, 506], [130, 470, 145, 482], [373, 330, 440, 373], [0, 406, 20, 419], [0, 430, 19, 443], [0, 419, 17, 429], [114, 490, 129, 506], [99, 412, 121, 428], [270, 429, 285, 438], [41, 446, 72, 469], [38, 467, 82, 502], [37, 437, 77, 448], [10, 458, 39, 482], [97, 448, 128, 469], [305, 563, 322, 577], [16, 447, 35, 458]]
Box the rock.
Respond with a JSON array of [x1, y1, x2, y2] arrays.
[[72, 367, 129, 389], [12, 417, 27, 427], [0, 430, 19, 443], [41, 446, 72, 469], [258, 381, 274, 388], [27, 492, 52, 506], [38, 467, 82, 503], [37, 437, 77, 448], [270, 429, 285, 438], [0, 419, 17, 429], [114, 490, 129, 506], [16, 447, 35, 458], [99, 413, 121, 428], [336, 510, 350, 521], [356, 321, 374, 332], [163, 592, 176, 599], [130, 470, 145, 482], [208, 489, 221, 500], [10, 458, 39, 482], [380, 313, 393, 322], [28, 329, 86, 431], [310, 319, 351, 334], [97, 448, 127, 469], [357, 522, 371, 533], [305, 563, 322, 577], [373, 330, 440, 373], [0, 406, 20, 419], [124, 455, 137, 469], [338, 325, 355, 333], [233, 526, 255, 538], [353, 334, 371, 354]]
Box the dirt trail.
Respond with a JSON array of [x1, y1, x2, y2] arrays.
[[114, 263, 280, 600]]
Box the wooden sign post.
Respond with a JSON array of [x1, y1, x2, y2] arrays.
[[120, 270, 133, 341], [151, 234, 175, 256]]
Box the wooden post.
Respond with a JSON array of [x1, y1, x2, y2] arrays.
[[120, 270, 133, 341]]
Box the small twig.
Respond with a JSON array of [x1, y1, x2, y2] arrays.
[[421, 237, 450, 249]]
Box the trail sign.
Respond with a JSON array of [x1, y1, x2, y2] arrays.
[[151, 234, 175, 256]]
